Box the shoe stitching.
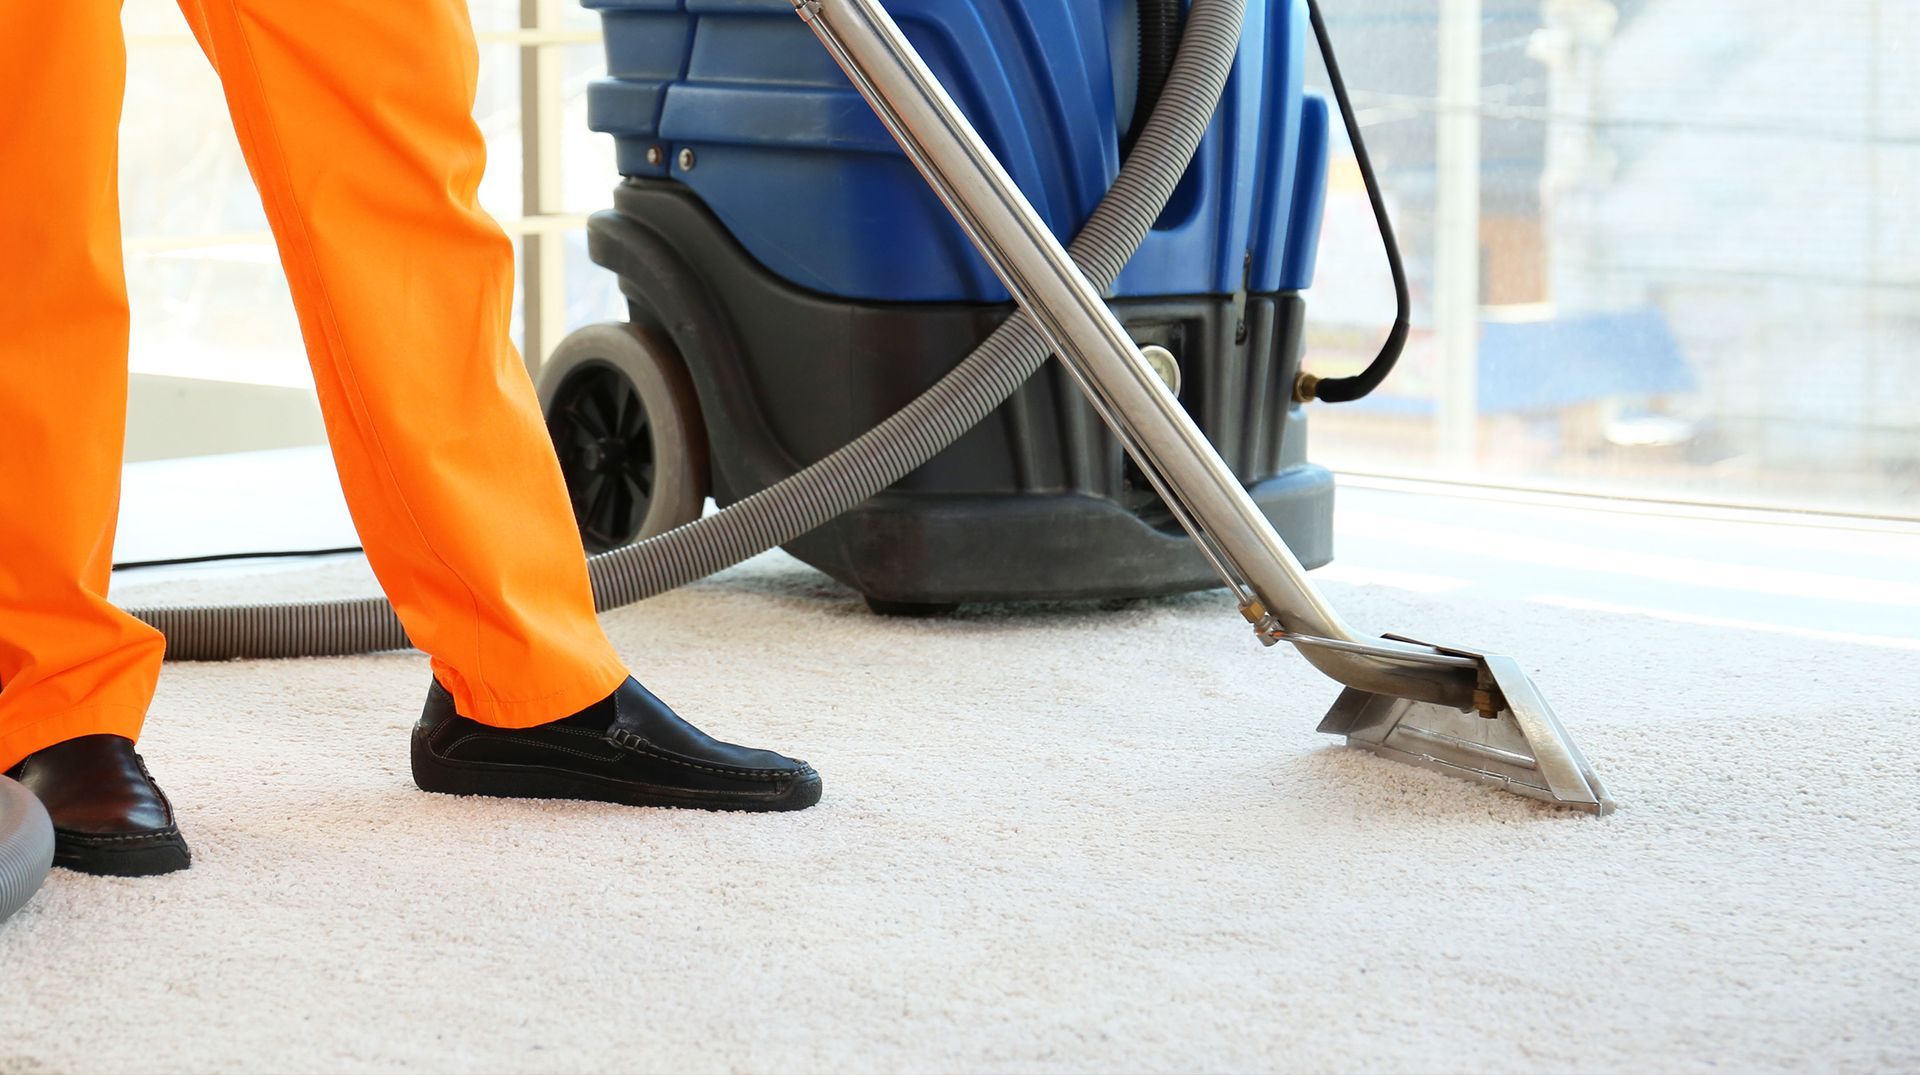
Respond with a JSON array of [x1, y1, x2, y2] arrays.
[[133, 751, 179, 829], [606, 729, 801, 782], [55, 827, 184, 845], [431, 696, 806, 783]]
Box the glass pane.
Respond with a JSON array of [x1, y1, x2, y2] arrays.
[[1303, 0, 1919, 516], [121, 3, 306, 396], [563, 43, 621, 213], [558, 43, 628, 336], [467, 0, 521, 34]]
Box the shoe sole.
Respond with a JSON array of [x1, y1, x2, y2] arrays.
[[53, 829, 192, 877], [411, 743, 823, 813]]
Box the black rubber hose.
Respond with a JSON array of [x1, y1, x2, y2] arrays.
[[0, 776, 54, 926], [1125, 0, 1187, 149], [1297, 0, 1411, 405], [128, 0, 1251, 660]]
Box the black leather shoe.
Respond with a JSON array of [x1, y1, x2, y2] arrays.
[[6, 735, 191, 877], [411, 678, 822, 812]]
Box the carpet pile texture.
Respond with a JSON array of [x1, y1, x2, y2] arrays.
[[1, 551, 1913, 1072]]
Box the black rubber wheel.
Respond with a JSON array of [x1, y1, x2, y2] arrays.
[[539, 323, 709, 552], [865, 597, 962, 618]]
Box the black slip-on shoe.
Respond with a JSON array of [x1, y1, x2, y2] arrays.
[[411, 677, 822, 812], [7, 735, 192, 877]]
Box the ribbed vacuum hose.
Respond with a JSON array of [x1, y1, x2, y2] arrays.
[[0, 777, 54, 926], [131, 0, 1248, 661]]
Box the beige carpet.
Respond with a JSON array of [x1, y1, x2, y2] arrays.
[[1, 549, 1914, 1073]]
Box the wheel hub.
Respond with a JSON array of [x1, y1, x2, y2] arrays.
[[547, 363, 658, 551], [587, 437, 629, 472]]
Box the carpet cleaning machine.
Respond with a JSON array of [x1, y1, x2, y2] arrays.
[[0, 0, 1613, 929], [543, 0, 1346, 614]]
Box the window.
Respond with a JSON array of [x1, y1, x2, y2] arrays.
[[1303, 0, 1917, 516]]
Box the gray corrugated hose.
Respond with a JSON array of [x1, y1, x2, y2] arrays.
[[127, 0, 1248, 660], [0, 776, 54, 925]]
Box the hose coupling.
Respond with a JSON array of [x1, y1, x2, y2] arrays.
[[1291, 371, 1320, 404], [1238, 599, 1285, 648]]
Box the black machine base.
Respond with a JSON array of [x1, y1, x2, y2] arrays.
[[581, 179, 1335, 607]]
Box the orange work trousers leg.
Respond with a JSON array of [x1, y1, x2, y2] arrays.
[[0, 4, 160, 770], [0, 2, 630, 770]]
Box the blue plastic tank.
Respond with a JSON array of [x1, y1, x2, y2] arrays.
[[584, 0, 1329, 304]]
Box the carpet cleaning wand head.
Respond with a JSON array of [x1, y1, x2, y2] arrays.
[[796, 0, 1613, 815]]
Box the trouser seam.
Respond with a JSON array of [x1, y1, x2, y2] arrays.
[[207, 0, 489, 686]]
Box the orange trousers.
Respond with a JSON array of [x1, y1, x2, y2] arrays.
[[0, 1, 631, 770]]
